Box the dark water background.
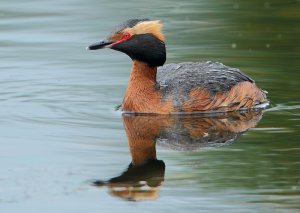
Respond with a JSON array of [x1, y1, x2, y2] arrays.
[[1, 0, 299, 212]]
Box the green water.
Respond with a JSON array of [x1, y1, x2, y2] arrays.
[[1, 0, 299, 212]]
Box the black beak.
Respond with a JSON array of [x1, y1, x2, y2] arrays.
[[87, 39, 113, 50]]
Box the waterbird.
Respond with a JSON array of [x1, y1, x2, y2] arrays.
[[87, 19, 268, 114]]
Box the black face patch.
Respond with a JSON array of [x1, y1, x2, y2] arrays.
[[111, 33, 166, 67]]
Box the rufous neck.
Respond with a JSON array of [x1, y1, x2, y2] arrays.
[[129, 60, 157, 82], [122, 60, 160, 113]]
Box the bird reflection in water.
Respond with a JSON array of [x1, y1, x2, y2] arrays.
[[94, 110, 264, 201]]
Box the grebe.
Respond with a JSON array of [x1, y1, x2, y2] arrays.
[[88, 19, 268, 114]]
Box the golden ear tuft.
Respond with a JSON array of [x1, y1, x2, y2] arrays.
[[124, 20, 165, 41]]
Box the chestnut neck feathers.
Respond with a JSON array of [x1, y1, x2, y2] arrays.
[[122, 61, 159, 112]]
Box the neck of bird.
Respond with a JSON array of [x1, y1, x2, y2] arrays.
[[122, 60, 160, 112], [129, 60, 157, 80]]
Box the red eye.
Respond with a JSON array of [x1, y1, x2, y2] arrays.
[[122, 32, 131, 40]]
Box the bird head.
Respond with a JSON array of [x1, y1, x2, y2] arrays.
[[87, 19, 166, 67]]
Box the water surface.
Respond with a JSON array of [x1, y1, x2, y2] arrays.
[[1, 0, 300, 212]]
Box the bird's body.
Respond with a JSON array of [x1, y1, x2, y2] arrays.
[[88, 19, 268, 114], [157, 61, 267, 112], [122, 60, 267, 113]]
